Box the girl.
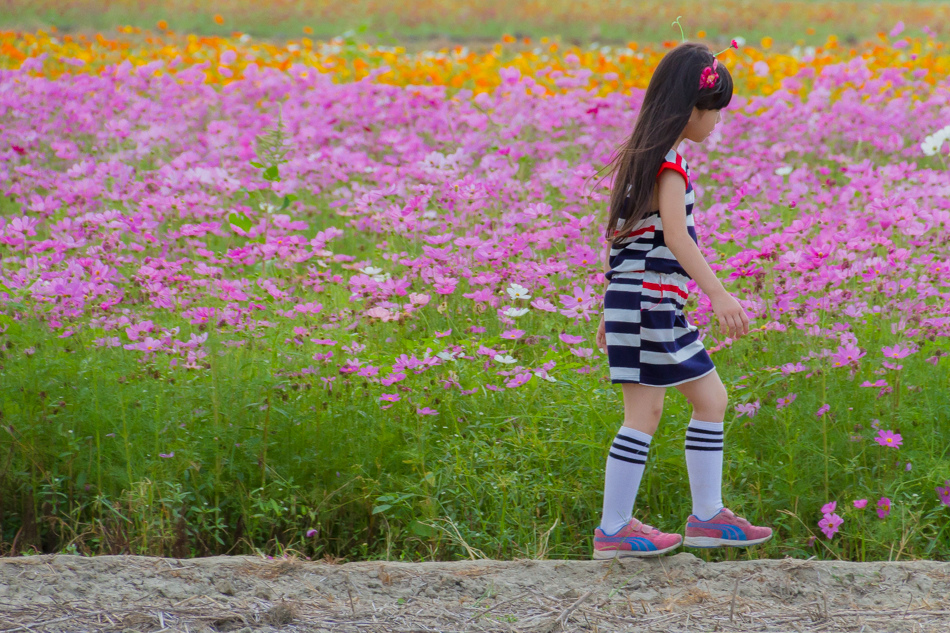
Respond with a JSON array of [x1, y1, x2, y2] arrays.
[[591, 42, 772, 558]]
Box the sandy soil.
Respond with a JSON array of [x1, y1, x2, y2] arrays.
[[1, 553, 948, 632]]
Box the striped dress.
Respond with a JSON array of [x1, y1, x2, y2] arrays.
[[602, 149, 716, 387]]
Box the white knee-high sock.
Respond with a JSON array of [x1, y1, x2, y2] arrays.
[[599, 425, 653, 534], [684, 417, 725, 521]]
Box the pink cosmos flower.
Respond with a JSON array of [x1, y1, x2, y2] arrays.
[[853, 499, 868, 509], [820, 501, 837, 515], [818, 513, 843, 539], [936, 481, 950, 507], [416, 407, 438, 416], [380, 372, 407, 386], [530, 298, 557, 312], [776, 393, 797, 409], [559, 332, 584, 345], [735, 401, 761, 419], [379, 393, 400, 402], [816, 404, 830, 417], [877, 497, 891, 519], [874, 429, 902, 448], [501, 329, 525, 340], [505, 372, 532, 388]]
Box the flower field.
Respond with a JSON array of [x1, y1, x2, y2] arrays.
[[1, 19, 949, 562]]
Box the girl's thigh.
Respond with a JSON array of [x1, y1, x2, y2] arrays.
[[620, 382, 667, 424]]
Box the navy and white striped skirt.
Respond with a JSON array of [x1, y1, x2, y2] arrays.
[[604, 269, 716, 386]]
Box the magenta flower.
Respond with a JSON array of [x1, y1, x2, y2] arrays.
[[818, 513, 843, 539], [559, 332, 585, 345], [306, 528, 318, 538], [820, 501, 837, 515], [936, 481, 950, 507], [874, 429, 903, 448], [735, 401, 761, 419], [853, 499, 868, 509], [816, 404, 830, 417], [776, 393, 797, 409], [877, 497, 891, 519], [416, 407, 438, 416]]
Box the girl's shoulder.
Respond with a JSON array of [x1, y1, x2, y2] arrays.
[[657, 149, 691, 183]]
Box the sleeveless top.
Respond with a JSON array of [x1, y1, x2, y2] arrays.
[[605, 149, 698, 282]]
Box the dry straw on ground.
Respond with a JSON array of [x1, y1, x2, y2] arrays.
[[1, 552, 949, 632]]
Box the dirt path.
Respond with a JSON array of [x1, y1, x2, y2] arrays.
[[1, 553, 949, 632]]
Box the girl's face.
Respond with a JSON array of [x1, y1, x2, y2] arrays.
[[685, 107, 723, 143]]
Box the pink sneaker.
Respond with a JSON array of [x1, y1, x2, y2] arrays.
[[683, 508, 773, 548], [593, 518, 683, 559]]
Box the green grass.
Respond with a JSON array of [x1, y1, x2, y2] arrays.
[[3, 281, 948, 561]]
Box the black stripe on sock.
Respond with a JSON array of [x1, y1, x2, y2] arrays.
[[614, 433, 650, 449], [608, 451, 646, 465], [685, 445, 724, 452], [611, 441, 648, 456], [685, 435, 724, 443], [687, 427, 724, 435]]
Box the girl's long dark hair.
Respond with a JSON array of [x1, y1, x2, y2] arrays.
[[601, 42, 733, 246]]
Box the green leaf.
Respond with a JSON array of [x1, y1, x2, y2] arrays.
[[249, 161, 264, 168], [279, 194, 298, 211], [371, 504, 392, 515], [228, 212, 253, 233], [262, 165, 280, 182], [410, 520, 435, 537]]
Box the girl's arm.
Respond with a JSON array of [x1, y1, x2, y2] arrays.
[[603, 237, 612, 291], [656, 170, 728, 302]]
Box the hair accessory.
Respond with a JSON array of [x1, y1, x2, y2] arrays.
[[699, 40, 739, 89], [668, 18, 740, 90]]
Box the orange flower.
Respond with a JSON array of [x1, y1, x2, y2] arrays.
[[303, 26, 313, 34], [213, 14, 224, 25], [697, 30, 706, 38], [157, 20, 168, 30]]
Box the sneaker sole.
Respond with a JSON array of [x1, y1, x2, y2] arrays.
[[683, 534, 773, 548], [592, 540, 682, 559]]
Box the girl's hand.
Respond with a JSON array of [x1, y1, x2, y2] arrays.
[[596, 314, 607, 353], [710, 292, 750, 340]]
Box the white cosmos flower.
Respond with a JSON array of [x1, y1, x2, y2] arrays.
[[360, 266, 384, 275], [437, 351, 458, 362], [922, 137, 940, 156], [506, 283, 531, 300], [493, 354, 517, 364], [921, 126, 950, 156], [774, 165, 793, 176], [503, 307, 529, 318]]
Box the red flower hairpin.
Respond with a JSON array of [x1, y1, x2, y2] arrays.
[[699, 40, 739, 89]]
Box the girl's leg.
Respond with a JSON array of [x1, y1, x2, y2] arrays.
[[599, 383, 666, 533], [673, 370, 729, 521]]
